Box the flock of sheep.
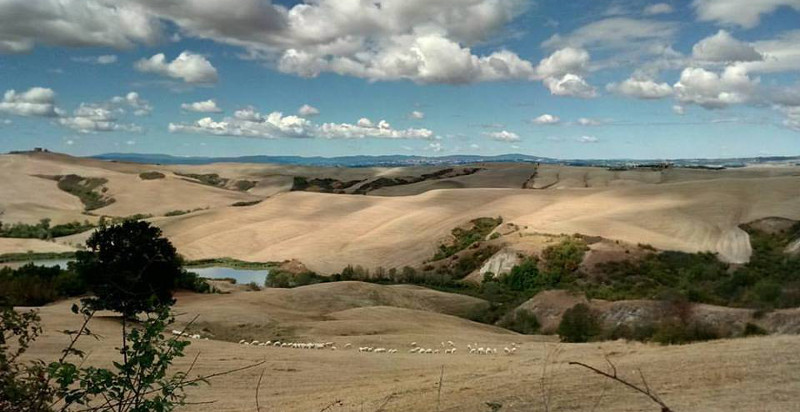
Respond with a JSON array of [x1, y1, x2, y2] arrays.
[[171, 330, 207, 340], [237, 339, 340, 350], [230, 337, 520, 356]]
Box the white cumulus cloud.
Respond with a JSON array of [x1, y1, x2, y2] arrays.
[[0, 0, 160, 53], [0, 87, 58, 117], [692, 30, 763, 62], [111, 92, 153, 116], [408, 110, 425, 120], [298, 104, 320, 117], [169, 108, 434, 140], [693, 0, 800, 29], [182, 99, 222, 113], [72, 55, 119, 65], [644, 3, 674, 15], [135, 51, 218, 84], [58, 102, 141, 133], [535, 48, 596, 98], [532, 114, 560, 125], [607, 77, 673, 99], [139, 0, 536, 84], [485, 130, 520, 142], [674, 66, 759, 109], [543, 74, 597, 98]]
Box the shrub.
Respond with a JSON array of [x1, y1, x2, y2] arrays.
[[751, 279, 782, 306], [164, 209, 191, 217], [499, 309, 541, 334], [139, 171, 165, 180], [557, 303, 601, 343], [53, 174, 115, 211], [176, 270, 214, 293], [234, 180, 257, 191], [0, 264, 87, 307], [651, 320, 720, 345], [266, 270, 327, 288], [432, 217, 503, 261], [542, 237, 588, 278], [464, 302, 507, 325], [743, 322, 768, 336], [231, 200, 262, 207], [175, 172, 228, 187], [245, 282, 262, 291], [0, 219, 94, 239]]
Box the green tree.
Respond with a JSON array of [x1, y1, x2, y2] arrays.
[[557, 303, 601, 343], [542, 237, 588, 279], [76, 221, 183, 317], [502, 258, 540, 291]]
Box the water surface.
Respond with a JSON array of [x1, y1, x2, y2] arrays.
[[2, 259, 269, 286]]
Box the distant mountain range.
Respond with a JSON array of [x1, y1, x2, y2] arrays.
[[92, 152, 800, 168]]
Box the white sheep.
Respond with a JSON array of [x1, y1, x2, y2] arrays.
[[172, 330, 183, 336], [425, 348, 433, 354], [504, 347, 510, 354], [331, 346, 337, 350], [238, 339, 246, 345], [433, 349, 440, 354], [375, 348, 387, 353], [344, 343, 352, 349], [447, 340, 455, 347]]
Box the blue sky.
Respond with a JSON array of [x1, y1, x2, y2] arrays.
[[0, 0, 798, 159]]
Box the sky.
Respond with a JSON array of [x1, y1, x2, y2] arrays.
[[0, 0, 799, 159]]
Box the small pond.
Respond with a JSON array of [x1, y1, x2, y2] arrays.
[[188, 266, 270, 286], [2, 259, 269, 286]]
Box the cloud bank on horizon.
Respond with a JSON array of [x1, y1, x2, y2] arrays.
[[0, 0, 798, 158]]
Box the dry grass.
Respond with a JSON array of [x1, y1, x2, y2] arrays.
[[19, 289, 800, 412]]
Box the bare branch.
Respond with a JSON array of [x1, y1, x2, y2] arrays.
[[436, 365, 445, 412], [319, 399, 343, 412], [568, 360, 673, 412], [255, 367, 267, 412], [604, 355, 617, 378], [374, 393, 397, 412]]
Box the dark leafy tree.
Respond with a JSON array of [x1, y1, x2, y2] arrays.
[[557, 303, 601, 343], [76, 221, 182, 317], [502, 258, 540, 291]]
